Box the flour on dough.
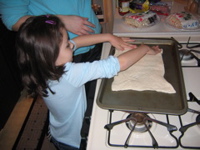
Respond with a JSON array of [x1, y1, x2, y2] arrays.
[[111, 49, 176, 93]]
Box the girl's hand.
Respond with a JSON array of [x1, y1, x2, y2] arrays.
[[109, 35, 137, 50], [146, 45, 162, 55]]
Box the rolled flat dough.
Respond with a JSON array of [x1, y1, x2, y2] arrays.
[[112, 49, 176, 93]]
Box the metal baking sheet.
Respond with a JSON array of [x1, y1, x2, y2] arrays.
[[96, 37, 187, 115]]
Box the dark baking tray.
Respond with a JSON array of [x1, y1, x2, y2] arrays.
[[96, 37, 187, 115]]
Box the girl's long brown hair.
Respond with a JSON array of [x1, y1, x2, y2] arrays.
[[16, 15, 66, 97]]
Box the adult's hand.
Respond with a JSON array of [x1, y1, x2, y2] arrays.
[[58, 15, 96, 35]]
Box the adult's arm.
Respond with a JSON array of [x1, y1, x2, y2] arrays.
[[57, 15, 95, 35], [12, 16, 32, 31], [0, 0, 30, 31], [12, 15, 96, 35], [0, 0, 97, 34]]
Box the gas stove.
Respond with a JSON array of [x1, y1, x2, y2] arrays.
[[179, 37, 200, 67], [87, 38, 200, 150], [103, 95, 200, 149]]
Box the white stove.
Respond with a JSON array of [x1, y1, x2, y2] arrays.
[[87, 1, 200, 150], [103, 101, 200, 149], [87, 41, 200, 150]]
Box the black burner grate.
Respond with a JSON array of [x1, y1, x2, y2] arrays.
[[178, 92, 200, 149], [104, 110, 179, 149]]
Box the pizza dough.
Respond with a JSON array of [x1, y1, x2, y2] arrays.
[[111, 49, 176, 93]]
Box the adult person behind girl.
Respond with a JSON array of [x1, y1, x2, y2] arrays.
[[0, 0, 102, 121], [0, 0, 101, 60], [16, 15, 161, 150]]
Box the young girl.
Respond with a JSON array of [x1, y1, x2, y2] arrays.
[[16, 15, 161, 150]]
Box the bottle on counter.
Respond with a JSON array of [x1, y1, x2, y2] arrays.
[[92, 4, 103, 15], [185, 0, 198, 14], [118, 0, 130, 16]]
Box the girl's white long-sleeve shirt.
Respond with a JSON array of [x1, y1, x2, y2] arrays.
[[43, 56, 120, 148]]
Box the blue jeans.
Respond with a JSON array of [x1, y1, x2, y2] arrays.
[[50, 136, 79, 150]]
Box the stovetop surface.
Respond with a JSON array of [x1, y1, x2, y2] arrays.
[[87, 42, 200, 150], [105, 100, 200, 149]]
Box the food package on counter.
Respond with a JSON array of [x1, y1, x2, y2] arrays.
[[129, 0, 150, 13], [166, 11, 200, 30], [149, 1, 171, 16], [124, 11, 159, 28]]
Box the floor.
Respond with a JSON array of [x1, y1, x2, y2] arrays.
[[0, 90, 88, 150]]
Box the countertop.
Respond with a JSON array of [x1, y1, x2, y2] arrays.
[[113, 1, 200, 42]]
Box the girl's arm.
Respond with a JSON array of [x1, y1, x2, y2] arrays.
[[118, 45, 161, 71], [72, 33, 136, 51], [72, 33, 161, 71]]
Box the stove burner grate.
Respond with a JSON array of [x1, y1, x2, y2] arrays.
[[104, 110, 178, 149], [179, 49, 194, 61], [186, 37, 200, 49], [125, 113, 152, 133], [175, 37, 200, 66], [178, 93, 200, 149], [179, 49, 200, 66]]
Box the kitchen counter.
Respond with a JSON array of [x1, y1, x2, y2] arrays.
[[113, 1, 200, 42]]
